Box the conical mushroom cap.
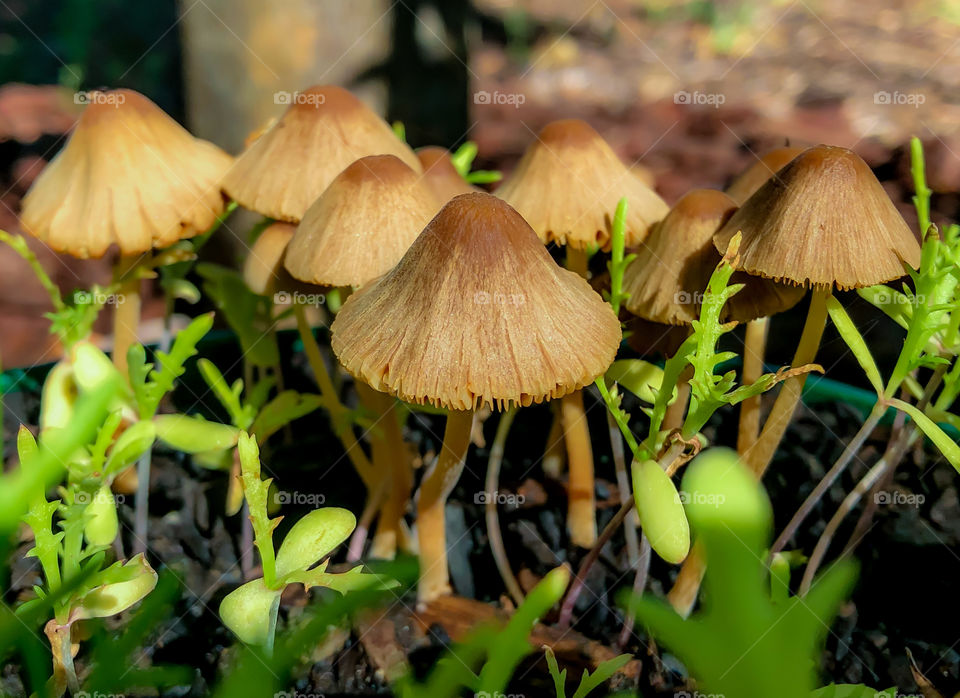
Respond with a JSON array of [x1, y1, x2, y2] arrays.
[[284, 155, 439, 288], [624, 190, 803, 324], [725, 146, 805, 205], [21, 89, 232, 259], [243, 222, 296, 296], [714, 145, 921, 290], [222, 85, 420, 222], [331, 192, 622, 410], [417, 146, 478, 203], [495, 119, 668, 250]]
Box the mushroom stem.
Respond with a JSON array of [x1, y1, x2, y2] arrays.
[[562, 390, 597, 547], [417, 409, 474, 602], [563, 246, 598, 547], [293, 302, 376, 485], [113, 254, 142, 376], [485, 409, 525, 606], [737, 317, 769, 454], [745, 288, 830, 477], [541, 403, 566, 479], [666, 541, 706, 617], [367, 389, 411, 560]]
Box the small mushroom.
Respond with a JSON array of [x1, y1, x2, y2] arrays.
[[416, 146, 478, 204], [284, 155, 439, 288], [222, 85, 420, 222], [495, 118, 667, 545], [20, 88, 233, 373], [713, 144, 921, 477], [242, 222, 297, 297], [331, 192, 621, 600]]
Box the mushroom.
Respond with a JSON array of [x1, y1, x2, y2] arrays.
[[713, 144, 922, 478], [242, 222, 297, 297], [622, 190, 803, 431], [330, 192, 621, 600], [495, 118, 668, 546], [724, 146, 806, 205], [283, 154, 438, 560], [222, 85, 420, 223], [416, 146, 478, 204], [20, 88, 232, 374]]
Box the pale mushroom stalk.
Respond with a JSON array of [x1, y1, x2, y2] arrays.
[[113, 255, 143, 375], [743, 288, 830, 476], [736, 316, 769, 453], [417, 409, 474, 601], [364, 387, 412, 560]]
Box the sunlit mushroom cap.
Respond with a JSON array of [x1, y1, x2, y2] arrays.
[[21, 89, 232, 259], [725, 146, 805, 205], [495, 119, 668, 250], [623, 190, 803, 325], [331, 192, 622, 411], [416, 146, 478, 204], [222, 85, 420, 222], [714, 145, 921, 290], [284, 155, 439, 288], [243, 222, 296, 296]]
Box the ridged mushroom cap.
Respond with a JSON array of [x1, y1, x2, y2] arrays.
[[624, 190, 803, 324], [284, 155, 439, 288], [222, 85, 420, 222], [416, 146, 478, 204], [495, 119, 668, 250], [21, 89, 232, 259], [243, 222, 296, 296], [725, 146, 805, 205], [331, 192, 622, 410], [714, 145, 921, 290]]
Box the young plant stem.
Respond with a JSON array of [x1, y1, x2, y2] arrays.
[[293, 302, 376, 486], [484, 409, 524, 606], [367, 389, 412, 560], [745, 288, 830, 477], [417, 409, 474, 602], [607, 409, 639, 567], [564, 246, 598, 547], [113, 254, 143, 376], [664, 366, 693, 433], [241, 501, 254, 579], [770, 401, 886, 555], [557, 497, 635, 629], [737, 317, 769, 454], [618, 533, 652, 649], [133, 449, 151, 555], [59, 624, 80, 694]]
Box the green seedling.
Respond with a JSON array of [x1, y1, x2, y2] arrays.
[[624, 447, 858, 698], [544, 646, 631, 698], [450, 141, 503, 184], [218, 433, 395, 654]]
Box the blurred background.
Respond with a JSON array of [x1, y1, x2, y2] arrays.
[[1, 0, 959, 367]]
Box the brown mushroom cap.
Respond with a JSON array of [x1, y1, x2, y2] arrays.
[[21, 89, 232, 259], [416, 146, 478, 204], [714, 144, 921, 290], [222, 85, 420, 222], [725, 146, 806, 205], [283, 155, 439, 288], [495, 119, 668, 250], [331, 192, 622, 411], [243, 222, 296, 296], [623, 190, 803, 325]]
